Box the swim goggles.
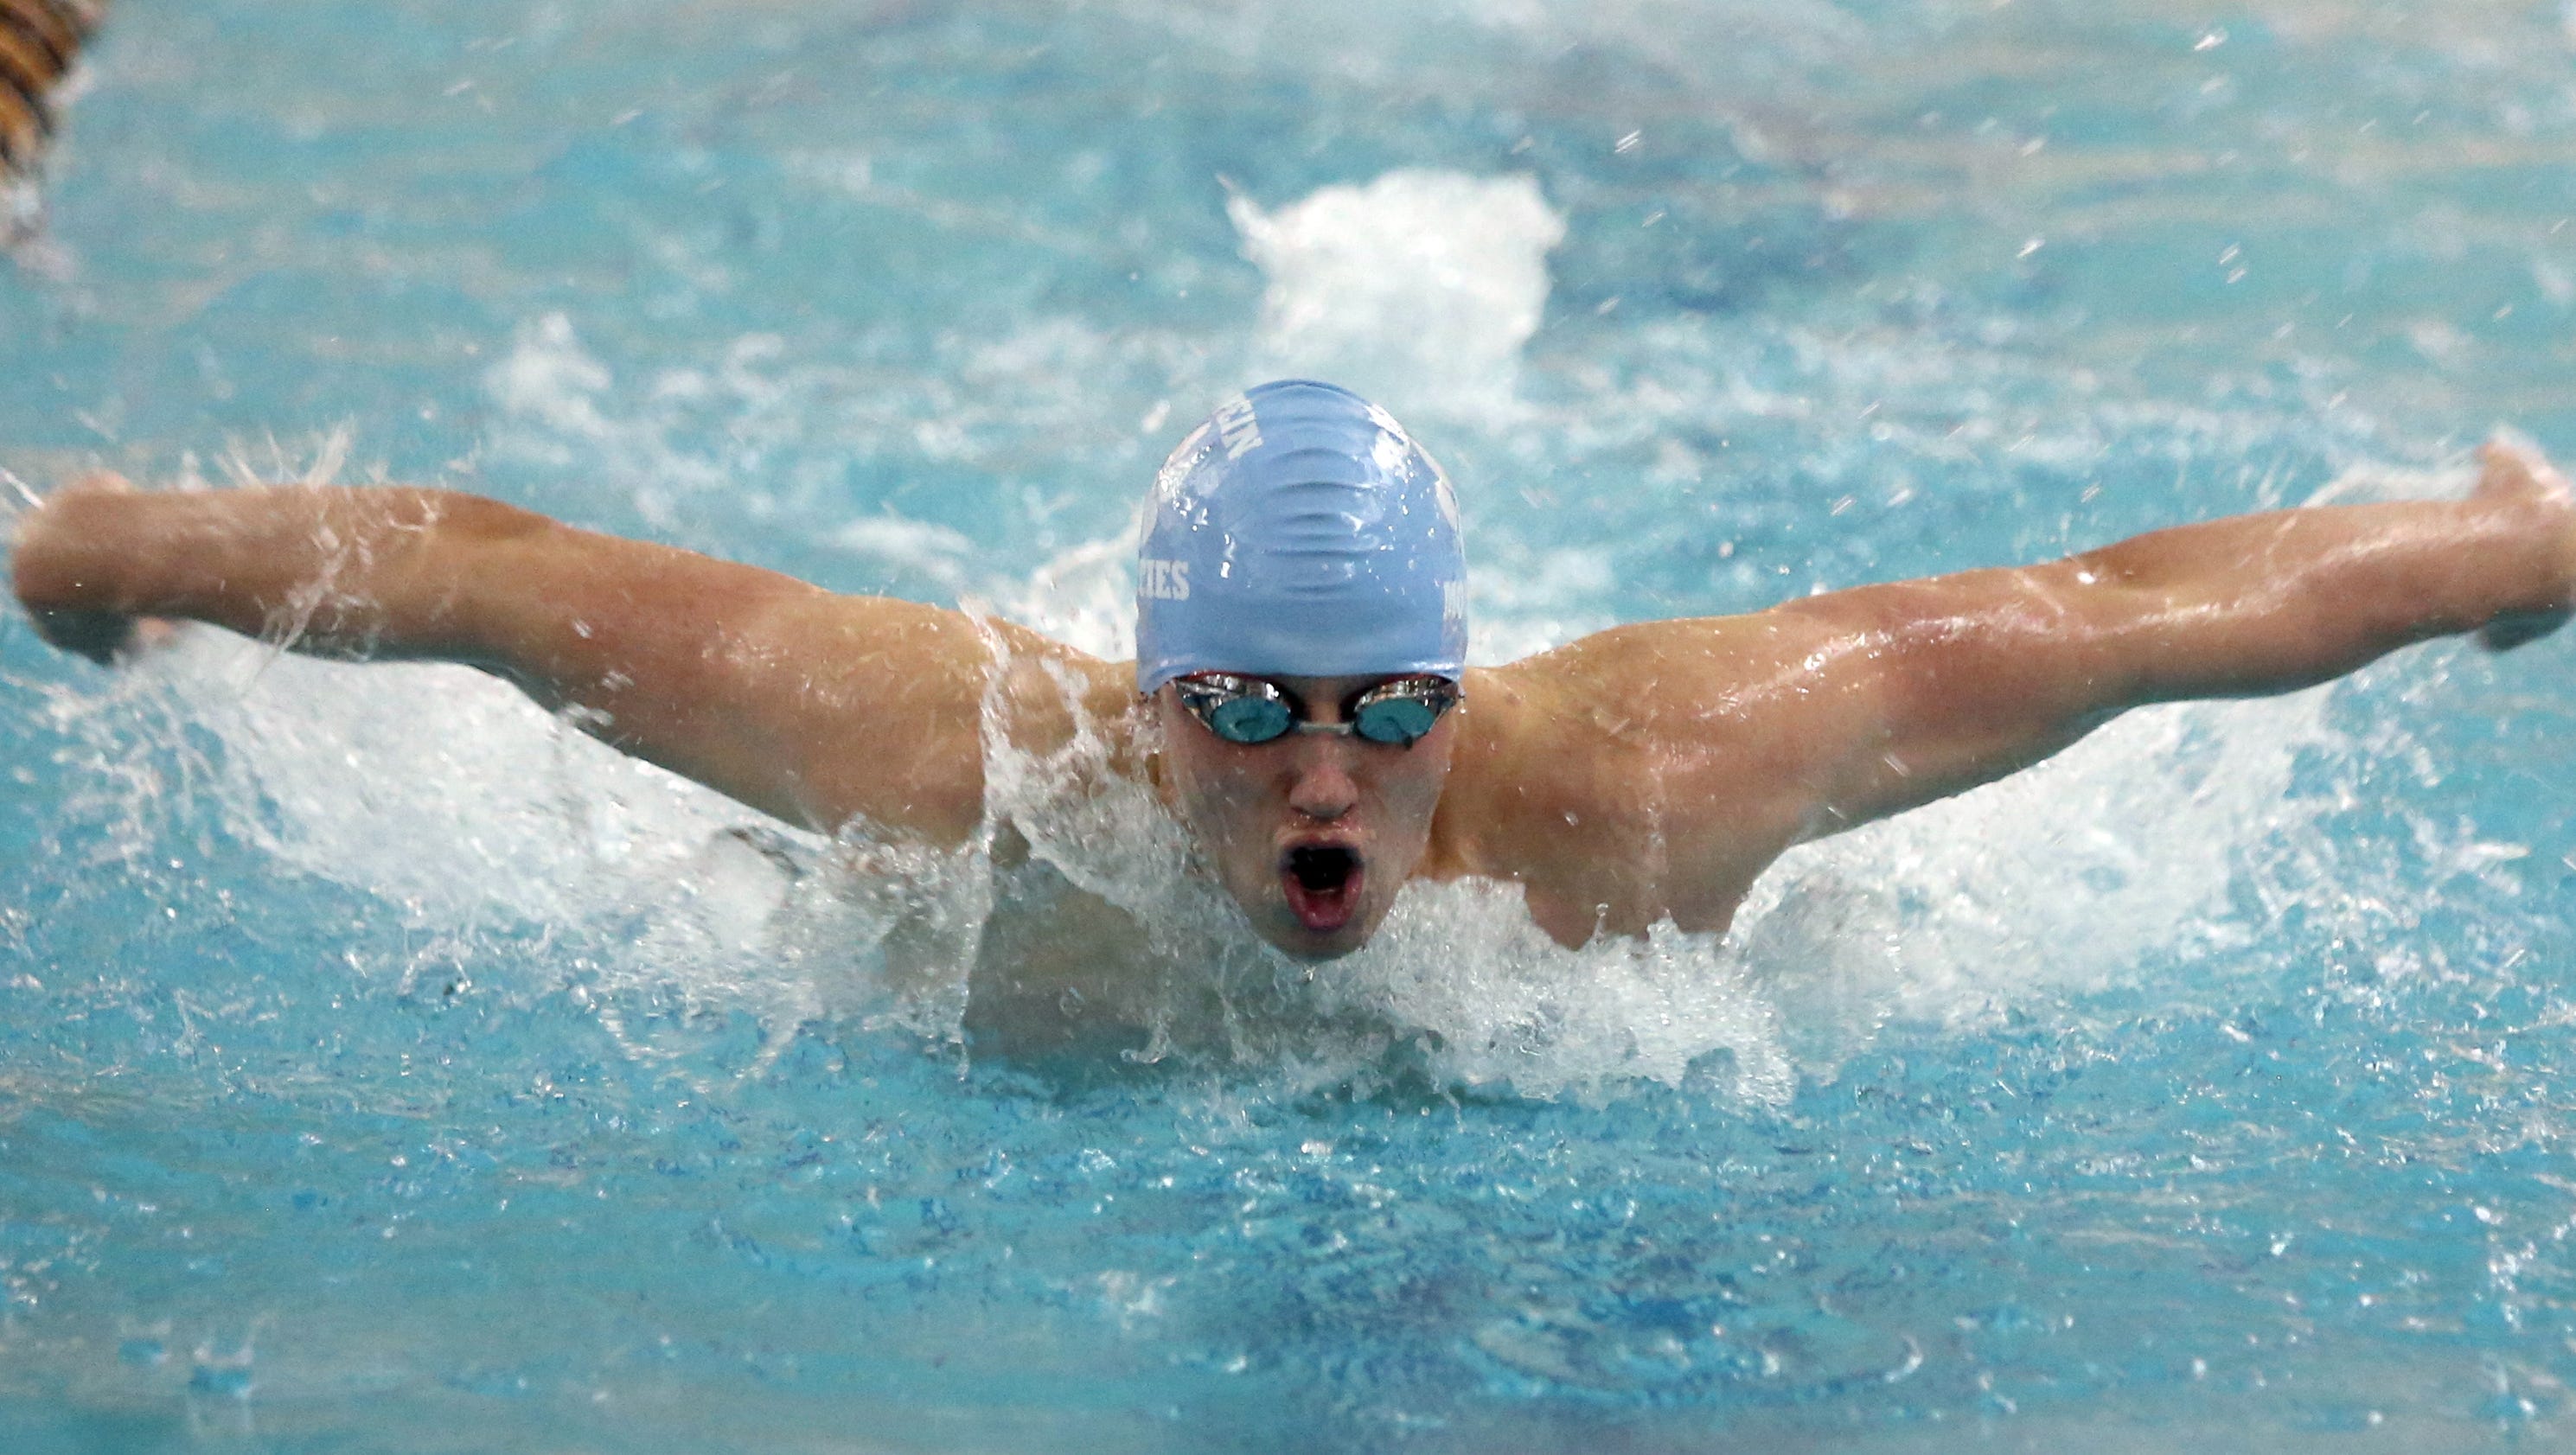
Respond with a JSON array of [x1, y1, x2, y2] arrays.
[[1171, 673, 1461, 748]]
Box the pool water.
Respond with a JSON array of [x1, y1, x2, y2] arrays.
[[5, 0, 2576, 1448]]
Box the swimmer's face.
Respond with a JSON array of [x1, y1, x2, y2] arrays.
[[1153, 673, 1458, 960]]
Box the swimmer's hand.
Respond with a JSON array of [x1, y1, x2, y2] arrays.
[[2470, 438, 2576, 652], [10, 470, 182, 665]]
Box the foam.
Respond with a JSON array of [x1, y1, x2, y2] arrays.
[[1230, 170, 1565, 418], [941, 629, 2376, 1102]]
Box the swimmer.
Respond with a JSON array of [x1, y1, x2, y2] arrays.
[[12, 380, 2576, 977]]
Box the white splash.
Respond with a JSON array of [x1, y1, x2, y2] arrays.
[[943, 645, 2310, 1103], [1740, 692, 2339, 1073], [33, 348, 2483, 1107], [1230, 169, 1566, 417], [44, 534, 2406, 1107], [142, 638, 751, 930], [973, 533, 1140, 665], [1321, 881, 1795, 1105]]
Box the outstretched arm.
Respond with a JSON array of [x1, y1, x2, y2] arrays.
[[1769, 441, 2576, 829], [1471, 442, 2576, 941], [9, 478, 1120, 840]]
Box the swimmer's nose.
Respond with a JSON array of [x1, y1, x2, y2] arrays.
[[1286, 750, 1360, 822]]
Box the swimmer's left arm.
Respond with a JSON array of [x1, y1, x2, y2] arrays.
[[1490, 440, 2575, 937], [1755, 439, 2576, 835]]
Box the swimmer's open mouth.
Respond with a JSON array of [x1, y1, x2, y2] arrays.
[[1282, 845, 1364, 934]]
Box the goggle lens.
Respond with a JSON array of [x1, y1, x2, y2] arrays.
[[1352, 694, 1441, 744], [1205, 693, 1294, 744]]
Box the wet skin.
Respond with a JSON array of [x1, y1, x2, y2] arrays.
[[1149, 674, 1458, 960], [14, 444, 2576, 967]]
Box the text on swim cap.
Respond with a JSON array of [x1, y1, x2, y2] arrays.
[[1216, 394, 1263, 461], [1141, 558, 1192, 601]]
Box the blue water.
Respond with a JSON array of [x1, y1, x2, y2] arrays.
[[6, 0, 2576, 1448]]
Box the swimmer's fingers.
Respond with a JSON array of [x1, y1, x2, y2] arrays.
[[2477, 606, 2571, 653], [2472, 437, 2572, 508], [24, 603, 169, 664], [2470, 438, 2576, 651]]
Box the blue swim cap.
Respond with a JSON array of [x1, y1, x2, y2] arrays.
[[1136, 380, 1467, 694]]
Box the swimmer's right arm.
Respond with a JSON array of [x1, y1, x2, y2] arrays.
[[9, 478, 1116, 839]]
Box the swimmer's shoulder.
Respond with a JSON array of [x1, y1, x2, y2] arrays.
[[983, 635, 1149, 768], [1449, 608, 1805, 768], [1433, 612, 1835, 907], [1435, 648, 1655, 880]]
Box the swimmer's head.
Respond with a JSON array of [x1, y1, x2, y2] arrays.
[[1136, 380, 1466, 695], [1136, 382, 1469, 960]]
